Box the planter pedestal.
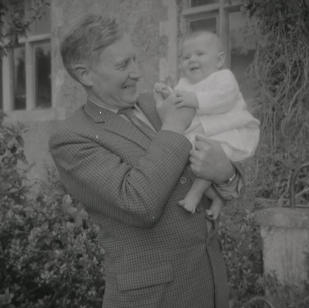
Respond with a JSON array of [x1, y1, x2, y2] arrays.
[[255, 207, 309, 290]]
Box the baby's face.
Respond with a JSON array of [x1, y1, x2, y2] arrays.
[[181, 34, 223, 84]]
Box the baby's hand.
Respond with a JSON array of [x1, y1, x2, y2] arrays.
[[175, 90, 198, 108], [154, 82, 174, 100]]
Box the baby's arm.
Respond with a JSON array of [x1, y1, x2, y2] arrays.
[[175, 90, 199, 108], [176, 70, 240, 115], [153, 82, 195, 130]]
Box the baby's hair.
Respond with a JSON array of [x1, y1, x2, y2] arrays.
[[182, 30, 224, 53]]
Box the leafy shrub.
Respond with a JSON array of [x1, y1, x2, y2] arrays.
[[0, 111, 27, 203], [220, 209, 264, 307], [0, 113, 105, 308], [263, 273, 309, 308]]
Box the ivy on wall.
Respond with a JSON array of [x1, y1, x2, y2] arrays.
[[242, 0, 309, 204], [0, 0, 49, 56]]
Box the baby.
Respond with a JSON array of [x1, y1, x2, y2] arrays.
[[154, 31, 260, 220]]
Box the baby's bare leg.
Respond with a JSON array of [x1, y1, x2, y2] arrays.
[[205, 187, 224, 220], [179, 178, 211, 213]]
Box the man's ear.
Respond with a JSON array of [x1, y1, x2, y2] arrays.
[[216, 52, 226, 69], [72, 64, 93, 87]]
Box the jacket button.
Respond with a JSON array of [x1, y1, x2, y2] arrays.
[[179, 176, 187, 184]]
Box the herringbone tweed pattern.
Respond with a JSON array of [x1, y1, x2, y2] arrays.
[[49, 93, 229, 308]]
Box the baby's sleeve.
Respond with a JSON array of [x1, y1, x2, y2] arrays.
[[196, 70, 240, 115]]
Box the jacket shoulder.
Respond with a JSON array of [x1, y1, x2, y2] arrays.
[[48, 107, 87, 147]]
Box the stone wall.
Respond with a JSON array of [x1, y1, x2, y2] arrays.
[[23, 0, 171, 181], [52, 0, 169, 116]]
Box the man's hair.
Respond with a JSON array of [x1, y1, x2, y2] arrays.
[[60, 14, 121, 81], [182, 30, 224, 53]]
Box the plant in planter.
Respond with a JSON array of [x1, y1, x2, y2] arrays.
[[235, 1, 309, 306]]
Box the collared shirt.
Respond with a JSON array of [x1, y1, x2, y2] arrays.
[[88, 97, 156, 132]]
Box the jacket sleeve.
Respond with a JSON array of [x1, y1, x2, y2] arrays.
[[49, 129, 191, 228]]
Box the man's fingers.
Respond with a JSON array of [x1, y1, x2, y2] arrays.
[[189, 148, 202, 160], [194, 136, 216, 151], [189, 155, 198, 165], [195, 135, 213, 145], [195, 134, 211, 143]]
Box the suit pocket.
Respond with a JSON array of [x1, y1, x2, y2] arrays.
[[116, 263, 173, 307]]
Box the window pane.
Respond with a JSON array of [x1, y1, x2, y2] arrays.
[[33, 41, 51, 108], [13, 47, 26, 110], [191, 0, 218, 7], [0, 59, 2, 110], [189, 17, 217, 33], [229, 11, 256, 100]]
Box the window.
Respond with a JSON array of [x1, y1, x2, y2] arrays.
[[0, 59, 2, 110], [189, 16, 217, 33], [1, 0, 51, 114], [191, 0, 218, 6], [229, 11, 256, 100], [181, 0, 256, 100]]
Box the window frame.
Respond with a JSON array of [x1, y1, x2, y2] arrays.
[[1, 2, 53, 121], [181, 0, 242, 67]]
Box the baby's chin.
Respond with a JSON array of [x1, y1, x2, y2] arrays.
[[186, 74, 206, 84]]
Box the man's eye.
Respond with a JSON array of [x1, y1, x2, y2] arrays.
[[117, 60, 129, 70], [117, 57, 135, 70]]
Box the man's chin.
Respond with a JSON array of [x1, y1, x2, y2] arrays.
[[123, 93, 139, 105]]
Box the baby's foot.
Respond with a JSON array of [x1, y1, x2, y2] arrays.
[[178, 194, 201, 213], [205, 197, 224, 220]]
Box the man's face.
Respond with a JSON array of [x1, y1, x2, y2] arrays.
[[88, 35, 141, 108], [181, 34, 222, 84]]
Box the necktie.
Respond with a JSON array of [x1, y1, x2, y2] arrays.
[[119, 107, 156, 139]]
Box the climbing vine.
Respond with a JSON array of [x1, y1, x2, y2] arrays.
[[0, 0, 49, 56], [242, 0, 309, 204]]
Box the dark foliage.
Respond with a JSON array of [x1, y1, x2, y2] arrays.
[[0, 114, 105, 308]]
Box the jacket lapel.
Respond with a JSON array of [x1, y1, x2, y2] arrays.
[[104, 116, 150, 149], [83, 100, 150, 150], [137, 93, 162, 132]]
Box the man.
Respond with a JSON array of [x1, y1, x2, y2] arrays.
[[49, 14, 243, 308]]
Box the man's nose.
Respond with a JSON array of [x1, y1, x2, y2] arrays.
[[129, 62, 141, 80]]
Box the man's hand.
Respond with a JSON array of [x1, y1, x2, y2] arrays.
[[175, 90, 199, 109], [189, 135, 235, 184], [153, 89, 195, 134]]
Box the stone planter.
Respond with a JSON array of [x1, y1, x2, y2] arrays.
[[255, 163, 309, 291], [255, 207, 309, 289]]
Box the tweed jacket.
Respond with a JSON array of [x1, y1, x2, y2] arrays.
[[49, 93, 231, 308]]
